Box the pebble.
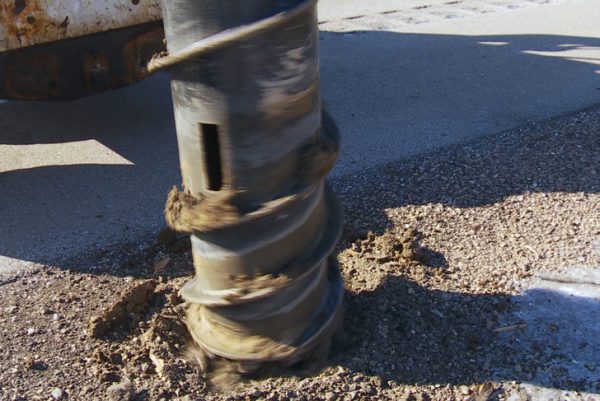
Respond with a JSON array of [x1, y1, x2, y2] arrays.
[[431, 309, 445, 319], [50, 388, 63, 400], [107, 378, 134, 401], [364, 384, 376, 395]]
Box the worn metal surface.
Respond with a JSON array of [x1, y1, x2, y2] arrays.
[[161, 0, 344, 370], [0, 0, 161, 52], [0, 21, 164, 100]]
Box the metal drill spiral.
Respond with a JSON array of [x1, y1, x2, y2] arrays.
[[159, 0, 344, 371]]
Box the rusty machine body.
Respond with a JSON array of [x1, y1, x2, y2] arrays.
[[1, 0, 344, 373], [0, 0, 164, 99]]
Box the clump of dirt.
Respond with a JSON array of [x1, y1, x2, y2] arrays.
[[88, 275, 207, 400], [231, 273, 292, 293], [350, 228, 429, 265], [88, 280, 157, 338], [164, 186, 244, 233]]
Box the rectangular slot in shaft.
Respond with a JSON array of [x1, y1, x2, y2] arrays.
[[200, 123, 223, 191]]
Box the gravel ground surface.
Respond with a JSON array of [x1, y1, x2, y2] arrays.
[[1, 105, 598, 401]]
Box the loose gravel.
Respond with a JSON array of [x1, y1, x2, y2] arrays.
[[0, 105, 598, 401]]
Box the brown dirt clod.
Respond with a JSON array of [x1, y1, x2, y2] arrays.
[[88, 280, 157, 338], [164, 186, 243, 233]]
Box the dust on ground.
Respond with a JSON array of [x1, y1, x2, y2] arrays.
[[0, 106, 599, 401]]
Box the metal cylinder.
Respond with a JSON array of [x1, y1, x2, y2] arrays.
[[161, 0, 343, 370]]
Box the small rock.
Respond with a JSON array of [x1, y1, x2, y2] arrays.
[[325, 392, 337, 401], [107, 378, 134, 401], [100, 370, 121, 383], [364, 384, 376, 395], [50, 388, 63, 400], [23, 356, 45, 370], [149, 352, 165, 376], [109, 352, 123, 365], [431, 309, 445, 319], [152, 257, 171, 276], [584, 363, 596, 372], [26, 327, 37, 336], [138, 362, 151, 374]]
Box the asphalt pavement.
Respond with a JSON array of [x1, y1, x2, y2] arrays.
[[1, 0, 599, 268]]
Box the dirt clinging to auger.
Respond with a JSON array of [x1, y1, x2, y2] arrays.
[[164, 186, 243, 233]]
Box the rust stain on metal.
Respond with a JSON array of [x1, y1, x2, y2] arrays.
[[0, 0, 69, 48], [0, 0, 162, 52], [122, 25, 165, 81], [1, 21, 165, 100], [3, 52, 60, 99]]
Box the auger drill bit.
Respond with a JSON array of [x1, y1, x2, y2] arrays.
[[157, 0, 344, 373]]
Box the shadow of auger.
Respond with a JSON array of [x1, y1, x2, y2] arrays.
[[331, 267, 600, 394]]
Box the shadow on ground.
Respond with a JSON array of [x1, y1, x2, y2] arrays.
[[332, 274, 600, 394], [0, 73, 180, 264]]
